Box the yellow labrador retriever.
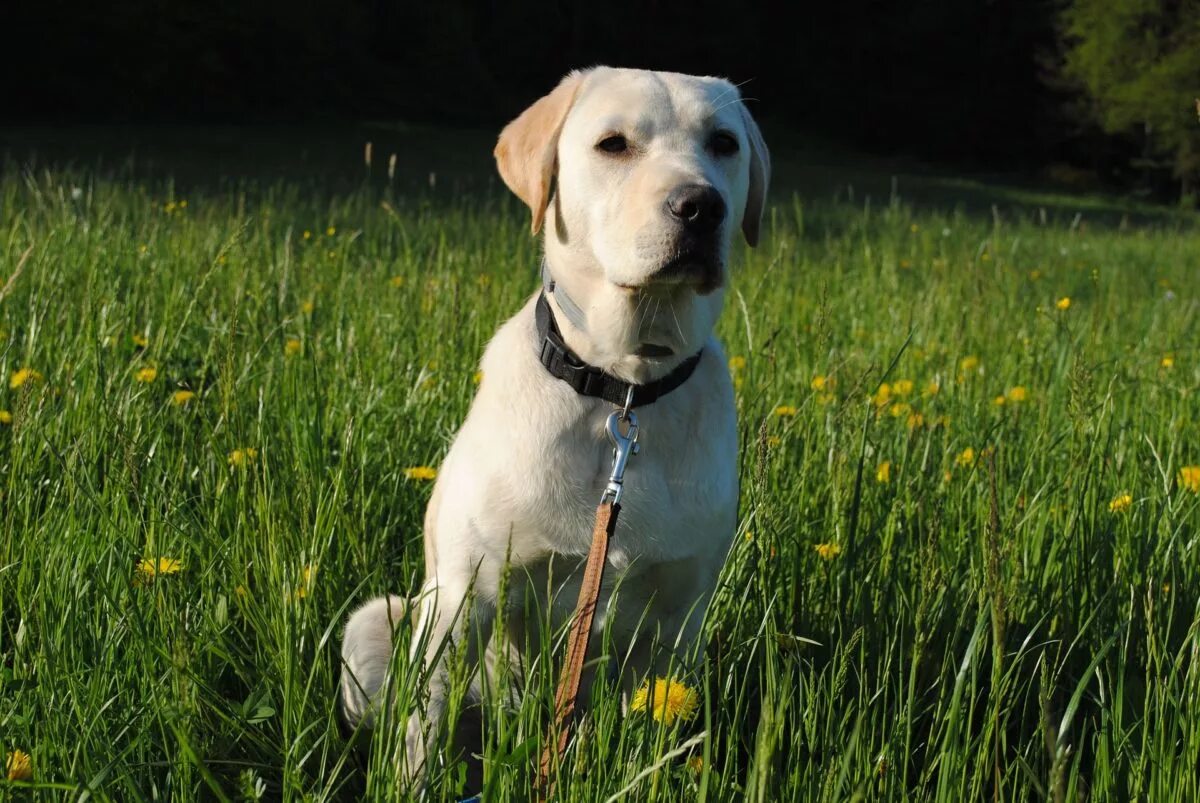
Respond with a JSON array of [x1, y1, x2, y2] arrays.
[[339, 66, 769, 782]]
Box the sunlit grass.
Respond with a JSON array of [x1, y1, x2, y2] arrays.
[[0, 155, 1198, 801]]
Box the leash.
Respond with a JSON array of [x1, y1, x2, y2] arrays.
[[537, 390, 640, 800]]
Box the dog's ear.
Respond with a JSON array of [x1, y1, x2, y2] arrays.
[[739, 103, 771, 247], [494, 71, 587, 235]]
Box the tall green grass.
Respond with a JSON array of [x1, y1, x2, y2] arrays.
[[0, 152, 1197, 801]]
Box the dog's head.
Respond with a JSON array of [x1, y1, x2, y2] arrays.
[[496, 67, 769, 371]]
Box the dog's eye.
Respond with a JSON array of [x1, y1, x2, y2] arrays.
[[709, 132, 739, 157], [596, 135, 629, 154]]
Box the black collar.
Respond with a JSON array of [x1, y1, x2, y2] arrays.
[[535, 292, 703, 408]]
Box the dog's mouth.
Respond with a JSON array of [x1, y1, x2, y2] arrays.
[[616, 252, 723, 296], [634, 342, 675, 358]]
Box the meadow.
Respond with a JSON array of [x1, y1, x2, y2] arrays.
[[0, 127, 1198, 802]]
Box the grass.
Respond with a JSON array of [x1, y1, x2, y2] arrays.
[[1, 129, 1199, 801]]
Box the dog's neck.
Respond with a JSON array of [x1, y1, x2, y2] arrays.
[[542, 236, 720, 386]]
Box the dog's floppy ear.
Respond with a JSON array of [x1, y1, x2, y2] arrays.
[[739, 103, 771, 247], [494, 71, 587, 235]]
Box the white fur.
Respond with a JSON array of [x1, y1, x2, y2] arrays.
[[338, 67, 769, 785]]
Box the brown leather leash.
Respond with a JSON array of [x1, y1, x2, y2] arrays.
[[537, 401, 640, 800]]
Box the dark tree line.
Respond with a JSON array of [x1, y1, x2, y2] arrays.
[[5, 0, 1192, 193]]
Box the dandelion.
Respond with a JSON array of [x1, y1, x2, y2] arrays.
[[1180, 466, 1200, 494], [871, 383, 891, 408], [814, 542, 842, 560], [1028, 269, 1042, 281], [766, 435, 782, 448], [728, 355, 746, 372], [891, 379, 914, 397], [294, 565, 316, 600], [876, 461, 891, 484], [630, 677, 699, 725], [171, 390, 196, 406], [816, 392, 836, 405], [959, 355, 980, 373], [10, 368, 43, 389], [774, 405, 798, 417], [326, 226, 336, 237], [906, 411, 924, 430], [228, 448, 259, 468], [993, 395, 1007, 407], [909, 223, 919, 233], [1006, 386, 1028, 403], [135, 366, 158, 383], [810, 374, 828, 391], [1161, 355, 1174, 369], [302, 230, 312, 240], [1056, 296, 1071, 310], [0, 411, 10, 425], [389, 275, 405, 288], [6, 748, 32, 781], [131, 333, 149, 348], [955, 447, 976, 468], [889, 402, 910, 418], [1108, 493, 1132, 513], [135, 557, 183, 584], [687, 756, 704, 774], [301, 300, 315, 315], [923, 380, 940, 397], [404, 466, 437, 481], [284, 338, 302, 357]]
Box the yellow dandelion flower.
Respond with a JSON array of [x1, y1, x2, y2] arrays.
[[135, 556, 183, 584], [389, 275, 405, 288], [959, 355, 980, 373], [630, 677, 699, 725], [906, 411, 924, 430], [404, 466, 437, 481], [228, 448, 259, 468], [814, 542, 842, 560], [135, 366, 158, 383], [810, 374, 828, 391], [955, 447, 976, 468], [1108, 493, 1132, 513], [871, 383, 891, 408], [942, 469, 953, 483], [179, 200, 187, 209], [687, 755, 704, 774], [766, 435, 782, 448], [301, 300, 315, 314], [284, 337, 302, 357], [909, 223, 919, 233], [1055, 296, 1071, 311], [326, 226, 336, 237], [876, 461, 891, 484], [774, 405, 798, 417], [6, 748, 32, 781], [728, 355, 746, 372], [472, 370, 484, 384], [294, 564, 316, 600], [1006, 386, 1028, 403], [138, 243, 148, 254], [1161, 355, 1174, 369], [171, 390, 196, 406], [302, 230, 312, 240], [0, 411, 10, 425], [10, 368, 43, 389], [1028, 269, 1041, 281], [892, 379, 914, 397], [993, 395, 1007, 407], [923, 380, 940, 397], [889, 401, 910, 418], [131, 333, 149, 348], [816, 392, 836, 405], [1180, 466, 1200, 494]]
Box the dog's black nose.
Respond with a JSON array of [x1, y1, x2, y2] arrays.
[[665, 184, 726, 234]]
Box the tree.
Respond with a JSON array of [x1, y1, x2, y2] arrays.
[[1060, 0, 1200, 200]]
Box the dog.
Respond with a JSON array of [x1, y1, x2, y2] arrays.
[[338, 66, 769, 786]]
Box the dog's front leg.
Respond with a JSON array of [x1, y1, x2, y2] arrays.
[[405, 570, 494, 791]]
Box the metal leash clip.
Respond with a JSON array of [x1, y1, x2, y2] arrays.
[[601, 386, 640, 505]]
